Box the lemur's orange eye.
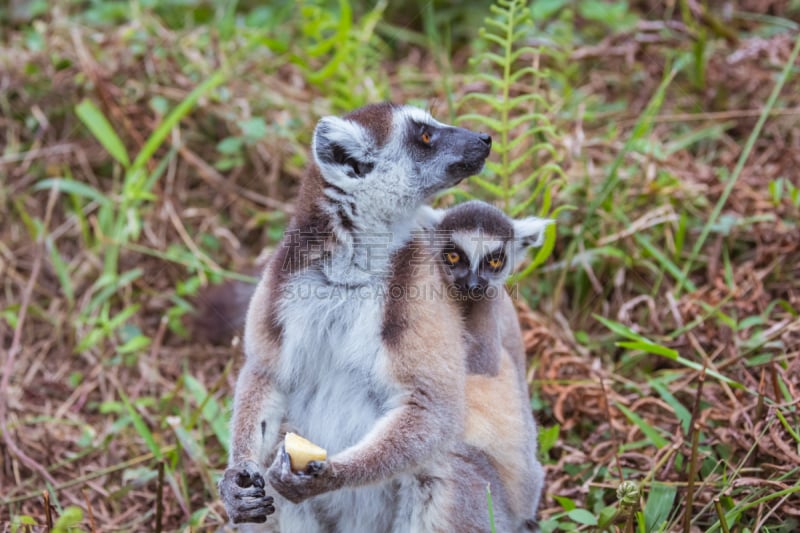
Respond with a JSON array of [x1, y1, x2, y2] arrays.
[[445, 251, 460, 265], [421, 131, 431, 144], [487, 257, 504, 270]]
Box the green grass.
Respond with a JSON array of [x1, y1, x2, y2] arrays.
[[2, 0, 800, 531]]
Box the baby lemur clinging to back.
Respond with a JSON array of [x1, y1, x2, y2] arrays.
[[421, 200, 552, 531], [219, 103, 499, 532]]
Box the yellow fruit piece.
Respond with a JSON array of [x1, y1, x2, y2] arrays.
[[284, 432, 327, 472]]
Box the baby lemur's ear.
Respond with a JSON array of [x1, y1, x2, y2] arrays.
[[312, 116, 376, 180], [414, 205, 445, 230], [511, 217, 554, 266]]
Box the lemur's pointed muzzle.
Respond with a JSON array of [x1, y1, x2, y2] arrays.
[[444, 128, 492, 184]]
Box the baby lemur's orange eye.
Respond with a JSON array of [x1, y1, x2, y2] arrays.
[[487, 257, 504, 270], [445, 251, 460, 265], [421, 131, 431, 144]]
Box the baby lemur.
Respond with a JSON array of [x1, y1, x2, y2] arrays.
[[219, 103, 498, 531], [421, 200, 551, 530]]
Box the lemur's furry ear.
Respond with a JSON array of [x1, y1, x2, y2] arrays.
[[414, 205, 445, 229], [511, 217, 553, 265], [312, 116, 376, 179]]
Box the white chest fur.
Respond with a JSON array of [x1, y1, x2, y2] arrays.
[[273, 270, 409, 532], [275, 270, 399, 455]]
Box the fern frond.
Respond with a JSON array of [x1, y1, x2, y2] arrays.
[[458, 93, 506, 111], [456, 0, 569, 277], [470, 175, 507, 197], [481, 33, 509, 49], [483, 160, 506, 177], [507, 144, 560, 171], [511, 163, 567, 193], [507, 113, 553, 130], [457, 113, 504, 132], [512, 179, 554, 217], [471, 72, 507, 89], [481, 51, 513, 68]]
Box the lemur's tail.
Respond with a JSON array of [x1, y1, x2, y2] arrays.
[[192, 275, 258, 346]]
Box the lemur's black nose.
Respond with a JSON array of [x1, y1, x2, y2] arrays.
[[478, 133, 492, 147]]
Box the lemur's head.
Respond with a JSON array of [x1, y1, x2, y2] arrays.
[[310, 103, 491, 234], [428, 201, 552, 300]]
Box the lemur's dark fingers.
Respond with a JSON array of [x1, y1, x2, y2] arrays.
[[231, 510, 268, 524], [234, 467, 265, 488], [234, 471, 253, 487], [304, 460, 328, 477], [219, 459, 265, 491], [229, 495, 275, 523], [233, 486, 266, 499], [237, 496, 275, 512]]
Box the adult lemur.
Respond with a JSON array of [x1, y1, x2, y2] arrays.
[[219, 103, 497, 531], [420, 200, 552, 530]]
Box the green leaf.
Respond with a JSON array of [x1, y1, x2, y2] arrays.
[[634, 232, 697, 292], [75, 99, 130, 168], [486, 483, 496, 533], [117, 334, 151, 355], [217, 136, 243, 155], [11, 514, 38, 533], [34, 178, 111, 207], [130, 69, 228, 175], [118, 389, 161, 459], [649, 378, 691, 435], [239, 117, 268, 142], [531, 0, 567, 20], [184, 374, 231, 453], [643, 483, 677, 532], [593, 315, 648, 342], [618, 340, 678, 359], [598, 505, 618, 527], [470, 175, 506, 197], [527, 222, 557, 269], [554, 495, 577, 512], [567, 508, 598, 526], [168, 417, 209, 464], [616, 403, 669, 448], [46, 237, 75, 304], [538, 424, 559, 457], [52, 505, 85, 533]]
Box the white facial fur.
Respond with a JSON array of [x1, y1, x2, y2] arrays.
[[438, 206, 553, 293], [451, 230, 510, 279], [312, 107, 447, 234], [416, 204, 552, 271], [311, 105, 491, 242]]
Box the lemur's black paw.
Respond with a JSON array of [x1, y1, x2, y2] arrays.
[[219, 460, 275, 524], [304, 459, 328, 476], [268, 446, 335, 503]]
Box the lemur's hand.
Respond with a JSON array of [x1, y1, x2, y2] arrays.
[[268, 445, 339, 503], [219, 460, 275, 523]]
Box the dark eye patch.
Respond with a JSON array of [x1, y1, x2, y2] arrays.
[[408, 121, 437, 150], [483, 250, 506, 272]]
